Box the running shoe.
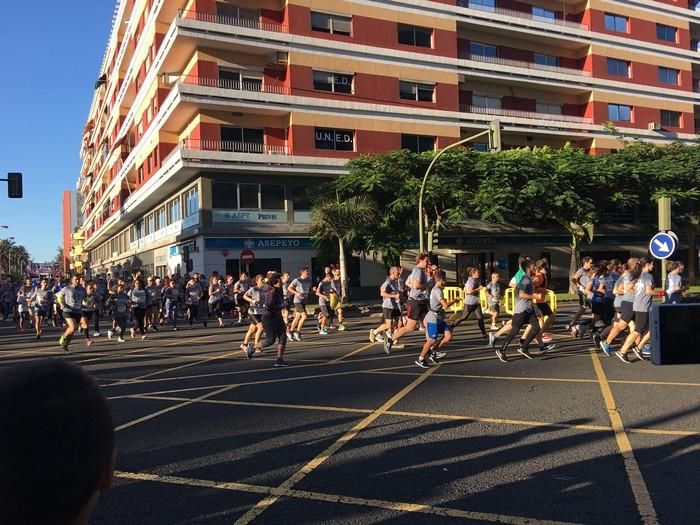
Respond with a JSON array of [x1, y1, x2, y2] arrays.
[[141, 335, 147, 341], [434, 350, 447, 359], [383, 335, 393, 355], [614, 351, 631, 364], [488, 332, 496, 348], [246, 343, 255, 359], [369, 329, 376, 343], [86, 339, 94, 347], [490, 324, 498, 330], [517, 346, 534, 360], [293, 331, 302, 342], [428, 352, 440, 364], [319, 329, 328, 335], [286, 330, 293, 341], [592, 334, 601, 349], [375, 334, 384, 343], [274, 358, 289, 367], [58, 335, 66, 348], [35, 333, 41, 340], [415, 357, 430, 369], [495, 348, 507, 363], [599, 340, 612, 356], [117, 337, 126, 343], [172, 327, 178, 331], [338, 324, 346, 331], [93, 331, 101, 337], [641, 346, 651, 358], [240, 343, 247, 351], [130, 327, 136, 339], [570, 325, 578, 338], [107, 330, 113, 340], [631, 346, 645, 361]]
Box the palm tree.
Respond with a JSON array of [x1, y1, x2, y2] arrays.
[[0, 238, 16, 275], [310, 195, 376, 300]]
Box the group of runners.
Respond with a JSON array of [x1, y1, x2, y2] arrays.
[[0, 252, 688, 367]]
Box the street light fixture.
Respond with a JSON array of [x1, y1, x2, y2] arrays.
[[417, 120, 502, 253]]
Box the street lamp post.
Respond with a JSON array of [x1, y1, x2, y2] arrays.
[[418, 120, 502, 253]]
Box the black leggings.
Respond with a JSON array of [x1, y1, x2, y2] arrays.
[[114, 315, 127, 336], [209, 300, 223, 319], [501, 311, 540, 351], [452, 303, 486, 336], [93, 310, 101, 332], [133, 307, 147, 335], [259, 313, 287, 348]]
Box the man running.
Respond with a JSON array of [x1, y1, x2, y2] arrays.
[[56, 275, 87, 353], [288, 267, 311, 341]]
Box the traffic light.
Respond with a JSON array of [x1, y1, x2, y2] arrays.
[[427, 229, 440, 252], [488, 120, 502, 152], [7, 172, 22, 198]]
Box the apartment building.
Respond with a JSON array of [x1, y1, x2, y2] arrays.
[[78, 0, 700, 281]]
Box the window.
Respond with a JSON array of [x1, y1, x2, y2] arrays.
[[221, 127, 265, 153], [145, 214, 154, 235], [607, 58, 629, 77], [398, 24, 432, 47], [461, 0, 495, 9], [401, 134, 435, 153], [218, 68, 263, 91], [399, 81, 435, 102], [604, 13, 627, 33], [473, 94, 501, 109], [469, 41, 498, 58], [314, 128, 355, 151], [532, 6, 556, 20], [658, 67, 679, 84], [661, 110, 681, 127], [536, 101, 562, 115], [261, 185, 285, 210], [312, 70, 354, 94], [184, 187, 199, 217], [608, 103, 631, 122], [311, 11, 351, 36], [656, 24, 677, 43], [155, 206, 166, 231], [212, 183, 238, 209], [292, 186, 312, 211], [167, 198, 180, 224], [534, 53, 558, 67], [216, 3, 259, 25], [239, 184, 259, 209], [472, 143, 489, 152]]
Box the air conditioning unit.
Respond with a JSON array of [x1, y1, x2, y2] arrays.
[[648, 122, 661, 131], [276, 51, 288, 65]]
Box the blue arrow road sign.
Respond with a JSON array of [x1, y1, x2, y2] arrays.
[[649, 232, 677, 260]]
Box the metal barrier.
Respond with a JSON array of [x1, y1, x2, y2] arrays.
[[504, 288, 557, 315], [444, 287, 464, 313]]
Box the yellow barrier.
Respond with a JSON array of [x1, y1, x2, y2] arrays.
[[444, 286, 464, 313], [504, 287, 557, 316]]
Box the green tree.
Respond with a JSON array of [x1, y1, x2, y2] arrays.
[[310, 195, 376, 300], [55, 246, 64, 266]]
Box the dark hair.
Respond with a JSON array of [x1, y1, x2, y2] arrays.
[[582, 256, 593, 264], [630, 257, 653, 280], [520, 257, 534, 271], [416, 253, 429, 263], [594, 260, 609, 277], [667, 260, 683, 273], [0, 360, 114, 525]]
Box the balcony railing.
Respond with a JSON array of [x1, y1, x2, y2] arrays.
[[461, 105, 593, 125], [455, 1, 589, 31], [180, 76, 291, 95], [176, 9, 288, 33], [458, 52, 590, 77], [182, 139, 290, 155]]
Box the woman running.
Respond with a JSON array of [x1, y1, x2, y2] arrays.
[[532, 259, 556, 343], [208, 275, 225, 327], [369, 266, 401, 348], [184, 277, 206, 329], [241, 275, 265, 351], [109, 284, 130, 342], [80, 283, 98, 347], [163, 279, 181, 330], [485, 271, 501, 330], [451, 267, 488, 340], [128, 279, 148, 339], [30, 278, 52, 339], [247, 273, 289, 367], [665, 261, 686, 304], [616, 257, 655, 363], [600, 258, 638, 356]]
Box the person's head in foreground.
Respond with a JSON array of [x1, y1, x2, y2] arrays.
[[0, 359, 115, 525]]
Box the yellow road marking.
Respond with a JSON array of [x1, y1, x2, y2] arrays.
[[328, 341, 377, 364], [234, 367, 440, 524], [589, 349, 659, 525], [114, 384, 238, 432], [366, 369, 599, 384], [114, 470, 583, 525]]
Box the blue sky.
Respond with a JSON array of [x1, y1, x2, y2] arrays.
[[0, 1, 116, 262]]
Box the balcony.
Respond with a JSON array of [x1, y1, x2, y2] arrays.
[[181, 139, 290, 156], [458, 52, 589, 78], [455, 1, 589, 32], [461, 105, 593, 125], [176, 9, 288, 34], [180, 76, 290, 95]]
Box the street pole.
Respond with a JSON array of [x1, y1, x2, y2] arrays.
[[418, 125, 499, 253], [658, 196, 672, 299]]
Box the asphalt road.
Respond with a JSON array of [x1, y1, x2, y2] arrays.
[[0, 306, 698, 525]]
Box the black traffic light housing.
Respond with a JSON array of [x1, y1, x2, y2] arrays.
[[7, 173, 23, 198]]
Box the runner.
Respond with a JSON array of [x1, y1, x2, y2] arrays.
[[107, 284, 130, 342], [316, 272, 335, 335], [288, 267, 311, 341], [29, 278, 52, 339], [384, 253, 430, 354], [330, 268, 346, 331], [247, 273, 289, 367], [55, 275, 87, 353], [16, 289, 29, 333], [599, 258, 637, 356], [568, 256, 593, 332], [492, 258, 541, 363], [128, 279, 148, 339], [145, 277, 162, 332], [665, 261, 686, 304], [369, 266, 401, 348], [485, 271, 501, 330], [233, 273, 251, 324], [79, 283, 99, 347], [184, 277, 206, 329], [450, 267, 488, 340], [208, 275, 225, 327], [163, 279, 181, 330], [532, 259, 556, 343], [616, 257, 655, 363], [241, 275, 265, 351], [281, 272, 292, 328], [415, 271, 456, 368]]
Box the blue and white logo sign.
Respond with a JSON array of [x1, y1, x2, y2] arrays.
[[649, 231, 678, 260]]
